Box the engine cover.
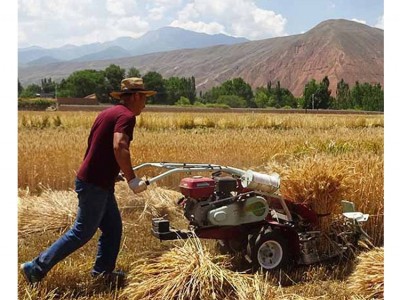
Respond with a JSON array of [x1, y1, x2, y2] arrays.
[[180, 176, 215, 200], [207, 196, 269, 226]]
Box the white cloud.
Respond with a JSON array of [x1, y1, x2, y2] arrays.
[[351, 18, 367, 25], [149, 6, 165, 21], [106, 0, 127, 16], [18, 0, 151, 48], [170, 0, 287, 40], [18, 0, 286, 47], [110, 16, 150, 37], [170, 20, 226, 35], [152, 0, 183, 6], [375, 14, 384, 29], [148, 0, 184, 21], [106, 0, 139, 17]]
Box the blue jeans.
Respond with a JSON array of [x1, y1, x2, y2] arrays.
[[31, 178, 122, 277]]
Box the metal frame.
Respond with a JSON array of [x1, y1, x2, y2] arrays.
[[132, 162, 293, 222], [133, 162, 246, 185]]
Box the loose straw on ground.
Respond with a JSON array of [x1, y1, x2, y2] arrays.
[[18, 185, 183, 237], [18, 188, 76, 237], [347, 247, 384, 299], [115, 183, 183, 219], [123, 236, 277, 300]]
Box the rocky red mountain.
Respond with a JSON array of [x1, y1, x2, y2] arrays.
[[18, 19, 383, 97]]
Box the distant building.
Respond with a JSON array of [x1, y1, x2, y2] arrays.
[[57, 94, 98, 106], [84, 93, 97, 100], [36, 92, 55, 98]]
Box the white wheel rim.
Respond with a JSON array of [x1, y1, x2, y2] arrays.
[[257, 240, 283, 269]]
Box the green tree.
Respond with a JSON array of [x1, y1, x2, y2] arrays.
[[302, 77, 331, 109], [222, 78, 254, 107], [40, 78, 56, 94], [216, 95, 247, 108], [142, 71, 166, 104], [58, 69, 105, 98], [164, 76, 196, 105], [335, 79, 351, 109], [203, 77, 254, 107], [350, 82, 384, 111], [318, 76, 332, 109], [104, 64, 125, 98], [254, 87, 270, 108], [175, 96, 191, 106], [127, 66, 141, 78], [57, 79, 71, 97], [350, 81, 363, 109], [202, 86, 222, 103], [256, 82, 296, 108], [165, 77, 183, 105], [280, 88, 297, 108], [275, 81, 282, 107], [18, 80, 23, 96], [187, 76, 196, 104], [20, 83, 41, 98], [303, 79, 318, 109]]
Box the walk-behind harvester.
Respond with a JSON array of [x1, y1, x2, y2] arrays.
[[134, 162, 370, 271]]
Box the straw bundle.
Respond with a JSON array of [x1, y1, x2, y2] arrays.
[[139, 186, 183, 219], [18, 188, 77, 237], [115, 183, 183, 219], [123, 237, 277, 300], [279, 158, 347, 216], [18, 184, 182, 238], [347, 247, 384, 299]]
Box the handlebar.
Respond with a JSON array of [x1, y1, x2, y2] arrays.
[[132, 162, 247, 185]]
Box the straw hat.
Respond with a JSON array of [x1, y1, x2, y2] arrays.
[[110, 77, 157, 99]]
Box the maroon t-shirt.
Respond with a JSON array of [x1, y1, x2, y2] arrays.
[[77, 104, 136, 189]]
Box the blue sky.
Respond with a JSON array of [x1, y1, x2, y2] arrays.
[[255, 0, 383, 34], [18, 0, 384, 49]]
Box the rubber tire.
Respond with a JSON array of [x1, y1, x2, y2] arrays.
[[216, 239, 231, 255], [251, 231, 290, 271], [216, 238, 247, 254]]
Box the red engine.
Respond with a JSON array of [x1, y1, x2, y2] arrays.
[[179, 176, 215, 200]]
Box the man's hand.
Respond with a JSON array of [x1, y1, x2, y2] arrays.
[[128, 177, 147, 194], [115, 172, 125, 182]]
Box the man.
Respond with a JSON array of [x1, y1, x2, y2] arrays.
[[20, 77, 156, 284]]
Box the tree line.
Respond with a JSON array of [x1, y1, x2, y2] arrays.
[[18, 64, 384, 111]]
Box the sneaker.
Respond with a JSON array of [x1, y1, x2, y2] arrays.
[[20, 261, 43, 284], [91, 270, 126, 286]]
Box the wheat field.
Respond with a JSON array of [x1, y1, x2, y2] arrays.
[[18, 110, 384, 299]]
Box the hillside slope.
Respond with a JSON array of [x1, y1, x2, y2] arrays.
[[18, 19, 383, 97]]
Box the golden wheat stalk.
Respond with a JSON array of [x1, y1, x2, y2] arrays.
[[123, 236, 277, 300], [114, 183, 183, 220], [347, 247, 384, 299], [18, 185, 183, 237], [18, 188, 77, 237]]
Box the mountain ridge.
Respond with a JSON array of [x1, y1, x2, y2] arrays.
[[18, 27, 248, 65], [18, 19, 383, 97]]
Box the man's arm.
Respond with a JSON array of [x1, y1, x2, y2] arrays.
[[113, 132, 135, 181]]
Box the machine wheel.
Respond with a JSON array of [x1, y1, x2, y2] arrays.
[[216, 239, 231, 254], [251, 231, 290, 271], [216, 238, 247, 254]]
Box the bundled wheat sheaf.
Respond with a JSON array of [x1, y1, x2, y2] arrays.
[[123, 237, 277, 300], [18, 188, 77, 237], [347, 247, 384, 299], [114, 183, 183, 219], [18, 185, 182, 237], [138, 185, 183, 219]]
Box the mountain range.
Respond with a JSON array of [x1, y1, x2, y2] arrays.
[[19, 26, 248, 66], [18, 19, 383, 97]]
